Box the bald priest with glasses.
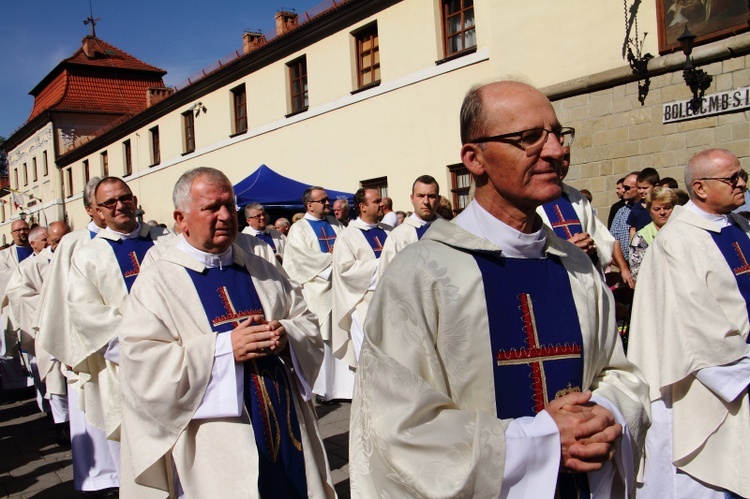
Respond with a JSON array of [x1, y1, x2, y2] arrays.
[[629, 149, 750, 498], [350, 81, 650, 498]]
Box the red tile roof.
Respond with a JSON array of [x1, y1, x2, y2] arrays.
[[62, 37, 166, 74], [27, 37, 166, 121]]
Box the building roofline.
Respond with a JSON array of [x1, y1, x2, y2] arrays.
[[57, 0, 401, 166]]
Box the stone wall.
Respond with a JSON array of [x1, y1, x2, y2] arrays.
[[553, 54, 750, 220]]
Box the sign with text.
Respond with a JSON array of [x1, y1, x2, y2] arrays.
[[663, 86, 750, 124]]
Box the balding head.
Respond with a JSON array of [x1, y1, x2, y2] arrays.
[[28, 226, 48, 254], [459, 81, 566, 230], [48, 221, 71, 252], [685, 149, 746, 215]]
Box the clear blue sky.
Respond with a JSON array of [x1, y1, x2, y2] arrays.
[[0, 0, 325, 139]]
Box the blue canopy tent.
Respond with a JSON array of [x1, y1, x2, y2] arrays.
[[233, 164, 355, 210]]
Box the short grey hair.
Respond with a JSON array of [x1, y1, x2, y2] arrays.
[[684, 148, 736, 199], [84, 177, 101, 208], [173, 167, 234, 212], [275, 217, 290, 227], [244, 203, 264, 218], [28, 226, 48, 242]]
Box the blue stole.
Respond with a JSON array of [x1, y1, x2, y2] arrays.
[[473, 253, 588, 498], [541, 193, 582, 240], [359, 226, 388, 258], [415, 224, 430, 241], [15, 245, 33, 263], [103, 236, 154, 292], [306, 219, 337, 253], [186, 264, 307, 498], [710, 222, 750, 327], [255, 231, 277, 252]]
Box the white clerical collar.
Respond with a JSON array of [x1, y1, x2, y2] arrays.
[[176, 237, 233, 269], [304, 212, 325, 222], [106, 223, 141, 239], [87, 221, 103, 234], [409, 213, 431, 227], [455, 200, 547, 259], [356, 217, 377, 229], [244, 226, 261, 236], [685, 200, 731, 228]]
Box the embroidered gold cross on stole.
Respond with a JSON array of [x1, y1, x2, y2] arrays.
[[495, 293, 582, 413]]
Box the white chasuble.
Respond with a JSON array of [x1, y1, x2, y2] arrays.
[[628, 205, 750, 498], [350, 209, 650, 498], [118, 243, 334, 498]]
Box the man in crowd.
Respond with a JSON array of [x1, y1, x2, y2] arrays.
[[627, 167, 660, 239], [608, 178, 626, 228], [332, 188, 390, 366], [283, 187, 353, 402], [242, 203, 286, 261], [35, 177, 121, 493], [118, 167, 334, 497], [332, 198, 350, 227], [65, 177, 170, 493], [350, 81, 649, 497], [378, 175, 441, 274], [9, 222, 71, 442], [537, 143, 633, 286], [0, 218, 33, 387], [4, 225, 49, 412], [380, 196, 398, 227], [610, 172, 640, 260], [274, 217, 291, 236], [629, 149, 750, 498]]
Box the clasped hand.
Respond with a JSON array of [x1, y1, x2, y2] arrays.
[[231, 315, 288, 362], [544, 390, 622, 473]]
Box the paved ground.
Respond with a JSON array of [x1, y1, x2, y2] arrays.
[[0, 388, 352, 498]]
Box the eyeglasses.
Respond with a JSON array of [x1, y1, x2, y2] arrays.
[[622, 185, 634, 191], [700, 170, 748, 188], [468, 126, 575, 157], [246, 213, 267, 220], [11, 228, 29, 233], [309, 197, 330, 205], [97, 193, 134, 210]]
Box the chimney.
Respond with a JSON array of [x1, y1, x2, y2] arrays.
[[147, 87, 174, 107], [275, 11, 299, 36], [243, 31, 265, 54], [82, 36, 96, 58]]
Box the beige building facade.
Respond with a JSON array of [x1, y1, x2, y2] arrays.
[[3, 0, 748, 236]]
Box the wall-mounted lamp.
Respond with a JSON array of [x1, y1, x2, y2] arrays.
[[677, 24, 713, 112], [190, 102, 208, 117]]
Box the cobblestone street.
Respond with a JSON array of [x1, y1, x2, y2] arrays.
[[0, 389, 351, 498]]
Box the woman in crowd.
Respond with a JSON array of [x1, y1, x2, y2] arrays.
[[629, 186, 677, 282]]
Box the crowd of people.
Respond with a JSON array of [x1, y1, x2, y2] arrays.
[[0, 79, 747, 498]]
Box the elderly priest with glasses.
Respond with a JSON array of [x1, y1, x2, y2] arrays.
[[118, 167, 334, 497], [350, 81, 650, 498], [628, 149, 750, 498]]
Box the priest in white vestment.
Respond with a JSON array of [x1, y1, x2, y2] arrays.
[[378, 174, 441, 277], [332, 187, 391, 367], [67, 177, 171, 441], [35, 177, 123, 492], [283, 186, 353, 402], [628, 148, 750, 498], [0, 218, 33, 389], [350, 82, 650, 498], [241, 203, 286, 261], [118, 167, 334, 498], [4, 225, 50, 410]]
